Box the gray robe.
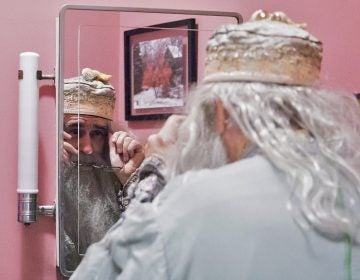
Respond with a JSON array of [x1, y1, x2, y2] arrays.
[[71, 155, 360, 279]]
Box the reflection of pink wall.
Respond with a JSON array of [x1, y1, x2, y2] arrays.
[[1, 1, 360, 279], [63, 10, 120, 78]]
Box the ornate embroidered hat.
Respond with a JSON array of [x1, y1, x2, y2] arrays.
[[204, 10, 323, 86], [64, 68, 115, 120]]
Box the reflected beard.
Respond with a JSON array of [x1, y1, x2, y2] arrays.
[[63, 153, 121, 254]]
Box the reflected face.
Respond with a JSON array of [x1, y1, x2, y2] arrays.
[[64, 114, 109, 155], [62, 115, 119, 271]]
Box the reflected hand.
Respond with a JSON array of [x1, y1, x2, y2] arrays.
[[63, 131, 78, 165], [145, 114, 186, 158], [109, 131, 145, 185]]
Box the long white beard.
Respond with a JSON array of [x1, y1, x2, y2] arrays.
[[62, 153, 121, 268]]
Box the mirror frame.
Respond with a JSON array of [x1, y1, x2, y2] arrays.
[[56, 5, 242, 276]]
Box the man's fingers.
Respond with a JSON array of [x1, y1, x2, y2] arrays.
[[109, 130, 144, 169], [123, 138, 142, 159], [127, 140, 142, 158], [111, 131, 142, 160], [121, 137, 134, 162], [62, 150, 70, 165], [63, 131, 78, 158], [109, 131, 132, 165], [63, 142, 78, 155], [108, 132, 117, 159], [63, 131, 72, 140], [112, 131, 130, 155]]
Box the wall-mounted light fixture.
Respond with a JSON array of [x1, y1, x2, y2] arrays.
[[18, 52, 55, 225]]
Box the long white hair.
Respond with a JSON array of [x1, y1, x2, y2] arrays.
[[171, 81, 360, 243]]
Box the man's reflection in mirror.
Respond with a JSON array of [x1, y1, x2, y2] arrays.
[[61, 68, 145, 271]]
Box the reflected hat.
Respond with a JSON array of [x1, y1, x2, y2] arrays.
[[64, 68, 115, 120], [204, 10, 323, 86]]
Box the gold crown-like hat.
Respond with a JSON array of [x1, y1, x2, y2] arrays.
[[204, 10, 323, 86], [64, 68, 115, 120]]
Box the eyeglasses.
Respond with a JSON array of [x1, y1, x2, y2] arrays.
[[69, 161, 123, 172]]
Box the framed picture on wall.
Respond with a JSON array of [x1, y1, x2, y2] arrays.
[[124, 18, 197, 120]]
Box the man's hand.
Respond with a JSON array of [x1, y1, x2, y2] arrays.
[[63, 131, 78, 165], [145, 114, 186, 158], [109, 131, 145, 185]]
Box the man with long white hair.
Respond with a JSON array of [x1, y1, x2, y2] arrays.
[[71, 11, 360, 279]]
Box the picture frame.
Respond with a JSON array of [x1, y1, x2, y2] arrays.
[[124, 18, 197, 120]]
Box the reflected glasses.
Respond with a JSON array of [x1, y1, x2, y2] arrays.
[[69, 161, 123, 172]]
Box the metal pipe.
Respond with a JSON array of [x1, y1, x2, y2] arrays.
[[17, 193, 37, 226], [38, 204, 56, 217]]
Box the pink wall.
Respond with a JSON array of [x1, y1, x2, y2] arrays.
[[1, 0, 360, 279]]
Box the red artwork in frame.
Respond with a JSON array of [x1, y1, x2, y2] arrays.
[[124, 18, 197, 120]]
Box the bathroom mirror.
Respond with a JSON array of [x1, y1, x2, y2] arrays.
[[57, 5, 242, 276]]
